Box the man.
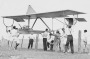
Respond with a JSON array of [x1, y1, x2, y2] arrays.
[[65, 25, 74, 54], [28, 33, 35, 49], [14, 36, 20, 50], [83, 30, 88, 53], [11, 26, 20, 50], [42, 29, 49, 51], [2, 30, 12, 48]]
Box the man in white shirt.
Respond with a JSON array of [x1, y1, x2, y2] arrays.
[[65, 25, 74, 54], [10, 26, 20, 50], [14, 35, 20, 50], [8, 30, 15, 48], [2, 30, 13, 47], [42, 29, 50, 51], [28, 33, 35, 49]]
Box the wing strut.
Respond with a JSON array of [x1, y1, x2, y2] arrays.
[[52, 18, 53, 31], [18, 23, 22, 29], [3, 18, 14, 32], [73, 14, 78, 25], [54, 18, 67, 25], [28, 16, 31, 28], [31, 17, 38, 29], [39, 17, 51, 30]]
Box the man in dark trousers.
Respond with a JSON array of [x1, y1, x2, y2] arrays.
[[42, 29, 49, 51], [28, 33, 34, 49], [65, 25, 74, 54]]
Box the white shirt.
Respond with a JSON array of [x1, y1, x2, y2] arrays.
[[14, 37, 20, 43], [11, 29, 19, 37], [61, 33, 67, 44], [7, 33, 13, 41], [42, 31, 49, 38], [83, 32, 87, 43], [65, 27, 73, 35], [3, 32, 13, 41], [10, 29, 20, 43], [29, 34, 35, 39]]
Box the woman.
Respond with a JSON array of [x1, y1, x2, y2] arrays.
[[53, 30, 61, 52], [61, 28, 67, 52]]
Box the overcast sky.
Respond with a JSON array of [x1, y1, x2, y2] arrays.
[[0, 0, 90, 42]]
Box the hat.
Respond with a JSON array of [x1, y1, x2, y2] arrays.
[[45, 28, 48, 31], [49, 33, 52, 35], [13, 26, 17, 29], [56, 30, 60, 34], [67, 25, 71, 28], [84, 30, 87, 32]]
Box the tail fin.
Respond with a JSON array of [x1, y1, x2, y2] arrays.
[[26, 5, 36, 15]]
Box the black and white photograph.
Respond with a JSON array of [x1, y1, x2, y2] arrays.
[[0, 0, 90, 59]]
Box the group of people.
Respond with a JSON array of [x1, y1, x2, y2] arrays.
[[6, 26, 35, 50], [7, 25, 73, 53], [41, 25, 74, 54], [2, 26, 20, 50], [2, 25, 88, 54], [41, 26, 89, 54]]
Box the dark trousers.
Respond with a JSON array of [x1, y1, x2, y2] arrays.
[[65, 35, 74, 53], [15, 43, 19, 50], [43, 38, 47, 51], [28, 39, 33, 49], [50, 44, 53, 50], [8, 41, 12, 47], [50, 40, 54, 50], [47, 42, 50, 48]]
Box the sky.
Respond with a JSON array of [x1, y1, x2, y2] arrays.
[[0, 0, 90, 43]]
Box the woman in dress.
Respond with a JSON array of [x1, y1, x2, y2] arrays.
[[53, 30, 61, 52]]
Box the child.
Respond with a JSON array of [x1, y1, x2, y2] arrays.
[[83, 30, 88, 53], [50, 40, 54, 51]]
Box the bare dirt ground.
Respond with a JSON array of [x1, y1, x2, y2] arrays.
[[0, 47, 90, 59]]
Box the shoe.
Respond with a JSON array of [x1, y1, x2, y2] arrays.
[[71, 52, 74, 54], [64, 52, 68, 53]]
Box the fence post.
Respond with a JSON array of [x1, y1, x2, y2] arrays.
[[78, 30, 81, 53], [35, 34, 39, 50]]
